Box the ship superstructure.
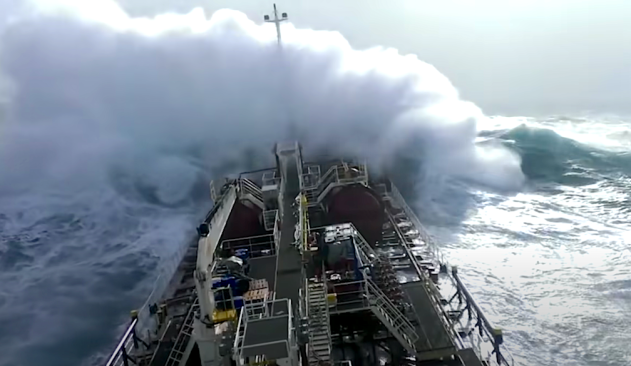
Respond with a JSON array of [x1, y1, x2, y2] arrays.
[[103, 5, 515, 366]]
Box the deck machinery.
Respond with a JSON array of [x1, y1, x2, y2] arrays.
[[104, 140, 515, 366]]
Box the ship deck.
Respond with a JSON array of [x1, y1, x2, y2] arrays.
[[105, 156, 514, 366], [458, 349, 485, 366], [224, 174, 492, 366], [372, 188, 458, 362], [403, 282, 457, 361], [273, 156, 303, 304]]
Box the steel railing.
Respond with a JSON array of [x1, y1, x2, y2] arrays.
[[238, 178, 264, 207], [263, 209, 278, 231], [381, 181, 514, 366], [220, 234, 276, 258], [104, 317, 144, 366], [364, 279, 418, 353], [303, 163, 368, 206], [322, 278, 418, 354], [262, 170, 281, 187], [104, 182, 235, 366], [447, 268, 515, 366], [273, 210, 281, 251], [381, 183, 445, 265]]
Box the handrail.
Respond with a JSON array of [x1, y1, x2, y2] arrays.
[[239, 178, 264, 204], [234, 299, 294, 364], [273, 210, 280, 251], [105, 181, 234, 366], [365, 279, 418, 342], [233, 304, 246, 358], [278, 166, 286, 220], [450, 269, 515, 366], [263, 209, 278, 231], [105, 233, 190, 366], [385, 183, 445, 265], [204, 181, 235, 223], [305, 278, 333, 366], [221, 233, 275, 245], [263, 176, 281, 187], [362, 279, 418, 356], [104, 318, 139, 366], [303, 163, 368, 206], [325, 278, 418, 351], [385, 208, 464, 348], [384, 181, 513, 366], [326, 280, 369, 313], [385, 209, 431, 284], [219, 234, 276, 258], [304, 165, 338, 202], [348, 225, 378, 265], [299, 193, 309, 252], [301, 164, 321, 189], [164, 298, 199, 366]]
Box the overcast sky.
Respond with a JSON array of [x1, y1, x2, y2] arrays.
[[114, 0, 631, 117], [0, 0, 627, 116]]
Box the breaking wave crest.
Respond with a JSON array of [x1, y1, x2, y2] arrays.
[[499, 124, 631, 183], [0, 0, 525, 197], [0, 1, 529, 365]]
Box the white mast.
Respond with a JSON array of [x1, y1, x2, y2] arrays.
[[264, 4, 299, 140], [264, 4, 288, 45]]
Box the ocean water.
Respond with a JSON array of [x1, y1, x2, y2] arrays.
[[421, 116, 631, 366], [2, 117, 629, 366], [0, 3, 630, 366]]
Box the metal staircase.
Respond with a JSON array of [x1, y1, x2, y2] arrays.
[[365, 280, 418, 357], [303, 165, 338, 206], [303, 164, 369, 206], [165, 297, 199, 366], [306, 282, 332, 366], [349, 227, 378, 265], [238, 178, 265, 210]]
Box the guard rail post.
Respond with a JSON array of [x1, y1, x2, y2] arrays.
[[493, 328, 504, 365], [130, 310, 139, 350]]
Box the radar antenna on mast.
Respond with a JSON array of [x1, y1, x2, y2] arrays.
[[264, 4, 288, 45]]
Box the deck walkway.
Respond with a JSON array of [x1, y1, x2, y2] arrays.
[[274, 156, 303, 304], [401, 282, 457, 361]]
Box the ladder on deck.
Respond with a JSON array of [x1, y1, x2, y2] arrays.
[[304, 166, 338, 206], [365, 280, 418, 356], [165, 298, 199, 366], [238, 178, 265, 210], [307, 282, 332, 366]]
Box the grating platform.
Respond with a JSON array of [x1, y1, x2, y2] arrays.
[[242, 316, 290, 359]]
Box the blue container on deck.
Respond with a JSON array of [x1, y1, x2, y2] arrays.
[[212, 276, 237, 290], [233, 249, 251, 275], [212, 276, 250, 299], [235, 248, 249, 259]]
